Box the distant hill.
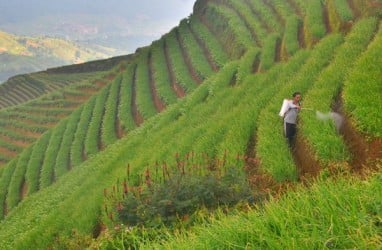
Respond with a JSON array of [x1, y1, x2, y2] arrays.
[[0, 30, 126, 83]]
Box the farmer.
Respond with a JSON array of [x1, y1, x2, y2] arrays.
[[283, 91, 301, 147]]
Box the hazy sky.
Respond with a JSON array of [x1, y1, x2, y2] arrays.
[[0, 0, 196, 51]]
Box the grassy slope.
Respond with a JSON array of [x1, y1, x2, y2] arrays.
[[144, 172, 382, 249], [0, 0, 381, 248]]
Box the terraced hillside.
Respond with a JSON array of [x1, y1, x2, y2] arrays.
[[0, 0, 381, 248]]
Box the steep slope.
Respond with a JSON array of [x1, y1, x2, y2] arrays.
[[0, 0, 381, 248]]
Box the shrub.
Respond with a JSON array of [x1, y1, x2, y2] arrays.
[[105, 153, 253, 228]]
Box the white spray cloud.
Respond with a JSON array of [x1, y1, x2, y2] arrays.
[[316, 111, 344, 132]]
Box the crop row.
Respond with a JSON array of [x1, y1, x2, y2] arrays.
[[256, 34, 344, 181], [134, 49, 158, 119], [0, 72, 97, 109], [343, 20, 382, 137], [178, 19, 215, 80], [164, 31, 198, 93], [0, 37, 314, 244], [222, 0, 267, 46], [246, 0, 281, 33], [150, 40, 178, 106], [300, 17, 378, 165], [294, 0, 327, 47], [203, 2, 254, 58], [327, 0, 354, 32], [188, 17, 229, 69], [0, 69, 119, 167]]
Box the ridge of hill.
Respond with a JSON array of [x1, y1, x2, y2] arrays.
[[0, 0, 381, 248], [0, 30, 127, 83]]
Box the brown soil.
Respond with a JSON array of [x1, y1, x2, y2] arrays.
[[148, 51, 166, 112], [0, 146, 18, 158], [20, 178, 28, 199], [252, 54, 261, 73], [0, 134, 30, 148], [333, 96, 382, 173], [175, 29, 202, 84], [131, 65, 144, 126], [95, 80, 107, 88], [293, 135, 321, 180], [347, 0, 362, 19], [322, 2, 332, 34], [163, 40, 186, 98], [286, 0, 303, 17], [297, 20, 306, 49], [4, 125, 41, 139], [115, 119, 124, 139], [274, 37, 282, 62]]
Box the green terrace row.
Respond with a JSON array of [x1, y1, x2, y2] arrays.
[[0, 0, 340, 213], [256, 33, 344, 181], [0, 73, 117, 167], [0, 72, 98, 109], [0, 34, 345, 246], [0, 8, 302, 217], [343, 20, 382, 137], [300, 17, 378, 165]]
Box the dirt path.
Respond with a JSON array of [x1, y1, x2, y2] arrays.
[[188, 22, 219, 72], [322, 2, 332, 34], [297, 20, 306, 49], [130, 65, 144, 126], [347, 0, 361, 19], [148, 51, 166, 112], [333, 95, 382, 172], [163, 40, 186, 98], [175, 29, 202, 84], [274, 37, 282, 62]]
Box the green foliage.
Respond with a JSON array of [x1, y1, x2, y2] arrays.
[[102, 74, 122, 146], [259, 33, 280, 71], [343, 21, 382, 137], [225, 0, 267, 46], [236, 48, 260, 83], [247, 0, 282, 32], [0, 160, 16, 219], [105, 154, 252, 229], [25, 131, 52, 195], [6, 147, 33, 210], [145, 173, 382, 249], [150, 40, 178, 105], [204, 2, 253, 58], [189, 17, 229, 68], [84, 84, 111, 157], [70, 97, 96, 167], [300, 17, 377, 164], [178, 19, 214, 80], [164, 31, 197, 93], [40, 119, 68, 188], [256, 34, 343, 181], [118, 65, 137, 132], [295, 0, 327, 46], [282, 15, 302, 59]]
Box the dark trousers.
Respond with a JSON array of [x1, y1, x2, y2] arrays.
[[284, 122, 296, 147]]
